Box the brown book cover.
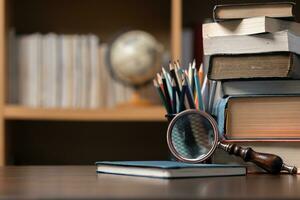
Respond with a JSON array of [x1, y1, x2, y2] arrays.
[[213, 2, 295, 21], [208, 52, 300, 80], [225, 96, 300, 140]]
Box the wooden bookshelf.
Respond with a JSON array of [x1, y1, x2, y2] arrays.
[[0, 0, 208, 165], [4, 105, 166, 121]]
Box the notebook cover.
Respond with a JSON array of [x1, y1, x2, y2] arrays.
[[95, 161, 244, 169]]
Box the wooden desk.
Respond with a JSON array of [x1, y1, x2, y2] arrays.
[[0, 166, 299, 199]]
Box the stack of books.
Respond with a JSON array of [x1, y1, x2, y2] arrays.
[[203, 1, 300, 173], [8, 32, 136, 109]]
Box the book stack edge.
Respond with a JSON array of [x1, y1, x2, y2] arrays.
[[202, 1, 300, 172]]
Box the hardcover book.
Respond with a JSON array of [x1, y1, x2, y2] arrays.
[[207, 52, 300, 80], [203, 16, 300, 38], [213, 2, 295, 21], [225, 96, 300, 140], [203, 30, 300, 56], [222, 80, 300, 97]]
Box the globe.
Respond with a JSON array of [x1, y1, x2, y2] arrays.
[[108, 30, 163, 87]]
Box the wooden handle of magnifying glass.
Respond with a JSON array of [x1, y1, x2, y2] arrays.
[[218, 142, 297, 174]]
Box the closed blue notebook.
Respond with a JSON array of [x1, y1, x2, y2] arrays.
[[96, 161, 246, 178]]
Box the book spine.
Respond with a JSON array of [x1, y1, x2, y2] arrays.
[[56, 35, 63, 108], [289, 53, 300, 79], [80, 35, 88, 108], [212, 5, 219, 22], [89, 35, 100, 108]]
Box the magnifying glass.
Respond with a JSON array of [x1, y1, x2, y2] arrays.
[[167, 109, 297, 174]]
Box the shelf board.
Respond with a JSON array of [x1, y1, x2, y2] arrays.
[[4, 105, 167, 122]]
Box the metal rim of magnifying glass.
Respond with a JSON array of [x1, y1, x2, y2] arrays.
[[166, 109, 219, 163]]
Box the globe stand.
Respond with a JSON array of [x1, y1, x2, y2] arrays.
[[130, 91, 152, 106], [117, 90, 152, 108]]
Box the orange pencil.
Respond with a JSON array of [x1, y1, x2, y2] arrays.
[[194, 94, 199, 108], [199, 64, 204, 85]]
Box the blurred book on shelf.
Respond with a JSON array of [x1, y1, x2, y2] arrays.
[[8, 31, 158, 109]]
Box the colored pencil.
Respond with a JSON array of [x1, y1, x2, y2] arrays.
[[199, 64, 204, 85], [174, 63, 182, 90], [191, 65, 196, 97], [162, 67, 173, 100], [201, 74, 209, 110], [156, 73, 164, 92], [171, 79, 177, 114], [169, 63, 181, 96], [179, 83, 187, 112], [162, 75, 172, 110], [194, 71, 204, 110], [191, 59, 196, 69], [188, 64, 193, 86], [183, 78, 196, 109], [153, 80, 171, 114]]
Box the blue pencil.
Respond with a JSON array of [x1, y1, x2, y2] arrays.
[[179, 84, 187, 112], [183, 78, 196, 109], [171, 79, 177, 114]]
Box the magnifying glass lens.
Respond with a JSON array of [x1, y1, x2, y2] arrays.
[[170, 112, 217, 161]]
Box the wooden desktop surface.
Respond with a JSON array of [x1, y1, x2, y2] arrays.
[[0, 166, 299, 200]]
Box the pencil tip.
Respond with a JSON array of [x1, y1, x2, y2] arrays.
[[192, 59, 196, 68], [199, 64, 203, 72], [182, 78, 186, 85], [169, 62, 173, 70], [171, 78, 175, 86], [157, 73, 161, 79]]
